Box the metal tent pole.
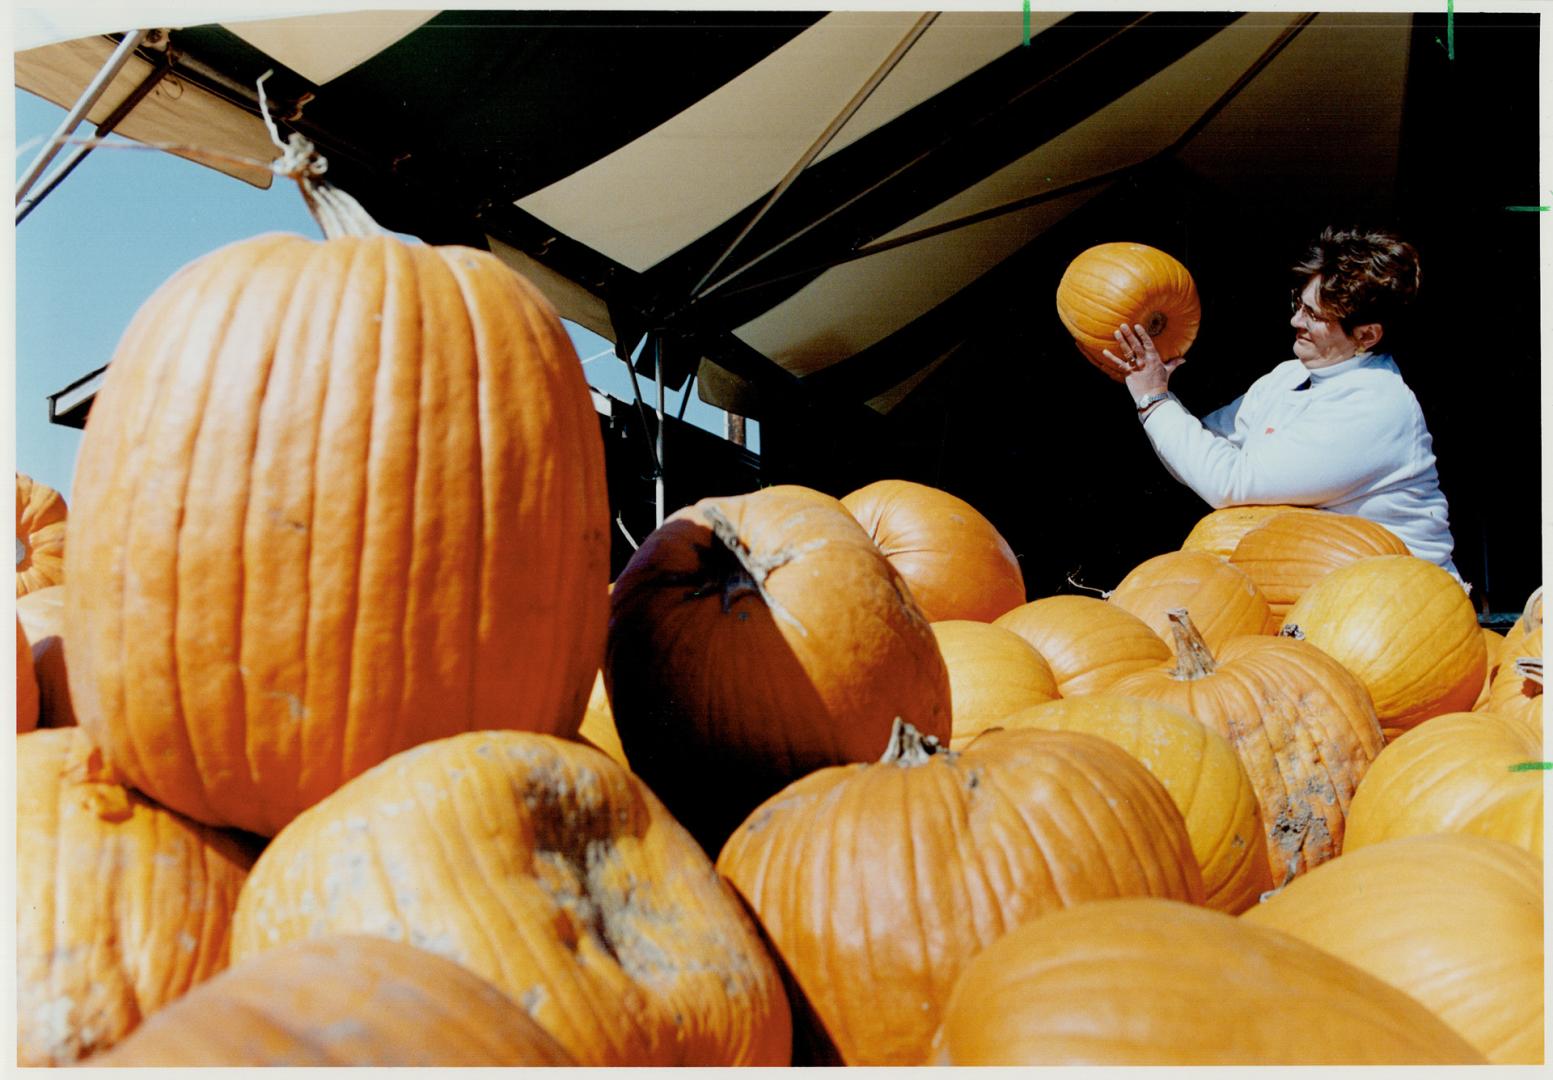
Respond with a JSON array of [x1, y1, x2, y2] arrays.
[[654, 337, 667, 527], [15, 29, 150, 205]]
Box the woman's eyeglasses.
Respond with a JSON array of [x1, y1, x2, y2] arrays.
[[1289, 290, 1338, 324]]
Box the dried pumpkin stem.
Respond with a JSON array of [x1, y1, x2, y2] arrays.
[[700, 505, 809, 637], [1165, 608, 1218, 680], [1512, 656, 1543, 688], [879, 717, 943, 767], [258, 71, 385, 240]]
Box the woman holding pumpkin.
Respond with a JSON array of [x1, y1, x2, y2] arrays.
[[1105, 227, 1460, 579]]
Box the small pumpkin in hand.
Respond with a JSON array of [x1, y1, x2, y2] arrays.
[[1056, 242, 1200, 380]]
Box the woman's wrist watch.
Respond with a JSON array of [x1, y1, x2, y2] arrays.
[[1134, 389, 1174, 416]]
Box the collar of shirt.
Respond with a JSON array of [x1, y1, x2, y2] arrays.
[[1294, 350, 1371, 390]]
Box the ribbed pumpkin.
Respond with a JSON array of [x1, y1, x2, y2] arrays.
[[1180, 504, 1301, 559], [932, 897, 1485, 1065], [87, 936, 576, 1067], [16, 584, 74, 727], [17, 728, 260, 1065], [839, 479, 1025, 622], [993, 594, 1170, 696], [1499, 585, 1543, 661], [17, 615, 39, 733], [16, 471, 67, 597], [996, 696, 1273, 914], [1054, 242, 1201, 381], [605, 484, 950, 851], [1485, 626, 1542, 726], [933, 620, 1060, 749], [231, 730, 791, 1068], [1227, 509, 1409, 623], [1471, 627, 1507, 710], [1107, 549, 1271, 654], [1280, 555, 1485, 740], [1243, 834, 1543, 1065], [63, 232, 611, 837], [1344, 710, 1543, 857], [716, 723, 1202, 1066], [1110, 610, 1384, 879]]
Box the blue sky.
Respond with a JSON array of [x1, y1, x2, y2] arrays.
[[13, 87, 751, 503]]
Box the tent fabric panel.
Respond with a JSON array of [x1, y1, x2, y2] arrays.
[[220, 10, 437, 86], [15, 36, 277, 187], [485, 233, 616, 344]]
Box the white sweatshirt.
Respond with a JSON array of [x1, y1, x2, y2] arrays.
[[1141, 352, 1460, 577]]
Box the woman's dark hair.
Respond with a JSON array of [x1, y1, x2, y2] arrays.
[[1292, 226, 1421, 334]]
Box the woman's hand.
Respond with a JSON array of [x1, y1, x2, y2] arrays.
[[1102, 322, 1185, 397]]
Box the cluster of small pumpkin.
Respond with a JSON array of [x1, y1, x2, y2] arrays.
[[13, 229, 1542, 1068]]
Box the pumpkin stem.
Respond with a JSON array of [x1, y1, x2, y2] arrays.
[[880, 717, 943, 767], [1144, 310, 1168, 337], [700, 505, 809, 638], [1065, 570, 1111, 599], [1519, 586, 1544, 633], [1165, 608, 1218, 680], [1512, 656, 1543, 690], [257, 71, 386, 241], [1278, 623, 1304, 640]]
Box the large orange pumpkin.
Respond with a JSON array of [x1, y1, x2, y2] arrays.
[[17, 615, 39, 733], [17, 728, 260, 1065], [605, 484, 950, 851], [1280, 555, 1485, 739], [63, 233, 611, 837], [840, 479, 1025, 621], [1242, 834, 1543, 1064], [932, 619, 1060, 749], [16, 471, 67, 597], [716, 723, 1203, 1066], [1107, 549, 1271, 654], [16, 584, 74, 727], [231, 730, 791, 1068], [996, 695, 1273, 914], [932, 897, 1485, 1065], [993, 594, 1170, 696], [1055, 242, 1200, 380], [1227, 508, 1409, 623], [1180, 504, 1301, 559], [87, 935, 576, 1067], [1344, 710, 1542, 857], [1109, 610, 1384, 879]]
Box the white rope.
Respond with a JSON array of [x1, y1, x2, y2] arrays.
[[256, 69, 382, 239]]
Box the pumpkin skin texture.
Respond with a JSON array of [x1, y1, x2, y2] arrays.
[[16, 471, 67, 597], [997, 696, 1273, 914], [1110, 610, 1384, 880], [16, 728, 260, 1066], [716, 724, 1203, 1066], [1180, 503, 1301, 559], [993, 594, 1170, 696], [1242, 834, 1543, 1065], [1108, 549, 1271, 654], [1484, 625, 1542, 725], [87, 935, 576, 1067], [1344, 710, 1543, 857], [1471, 627, 1507, 710], [932, 897, 1486, 1066], [17, 615, 39, 732], [605, 484, 950, 851], [1055, 242, 1201, 381], [231, 729, 791, 1068], [932, 619, 1060, 749], [16, 584, 75, 727], [575, 668, 630, 769], [62, 233, 610, 837], [840, 479, 1025, 622], [1228, 508, 1409, 623], [1281, 555, 1486, 740]]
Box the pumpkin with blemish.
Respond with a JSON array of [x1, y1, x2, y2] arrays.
[[16, 728, 260, 1066], [1226, 508, 1408, 623], [932, 897, 1485, 1065], [62, 233, 611, 837], [1109, 609, 1384, 880], [840, 479, 1026, 622], [994, 695, 1273, 914], [87, 935, 577, 1067], [230, 729, 791, 1067], [715, 723, 1203, 1066], [993, 594, 1170, 696], [605, 484, 950, 851], [16, 471, 67, 597]]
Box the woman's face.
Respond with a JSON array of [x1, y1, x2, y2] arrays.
[[1290, 275, 1361, 368]]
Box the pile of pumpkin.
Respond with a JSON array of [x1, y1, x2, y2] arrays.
[[14, 229, 1543, 1068]]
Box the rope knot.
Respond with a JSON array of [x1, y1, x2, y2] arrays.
[[271, 132, 328, 182]]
